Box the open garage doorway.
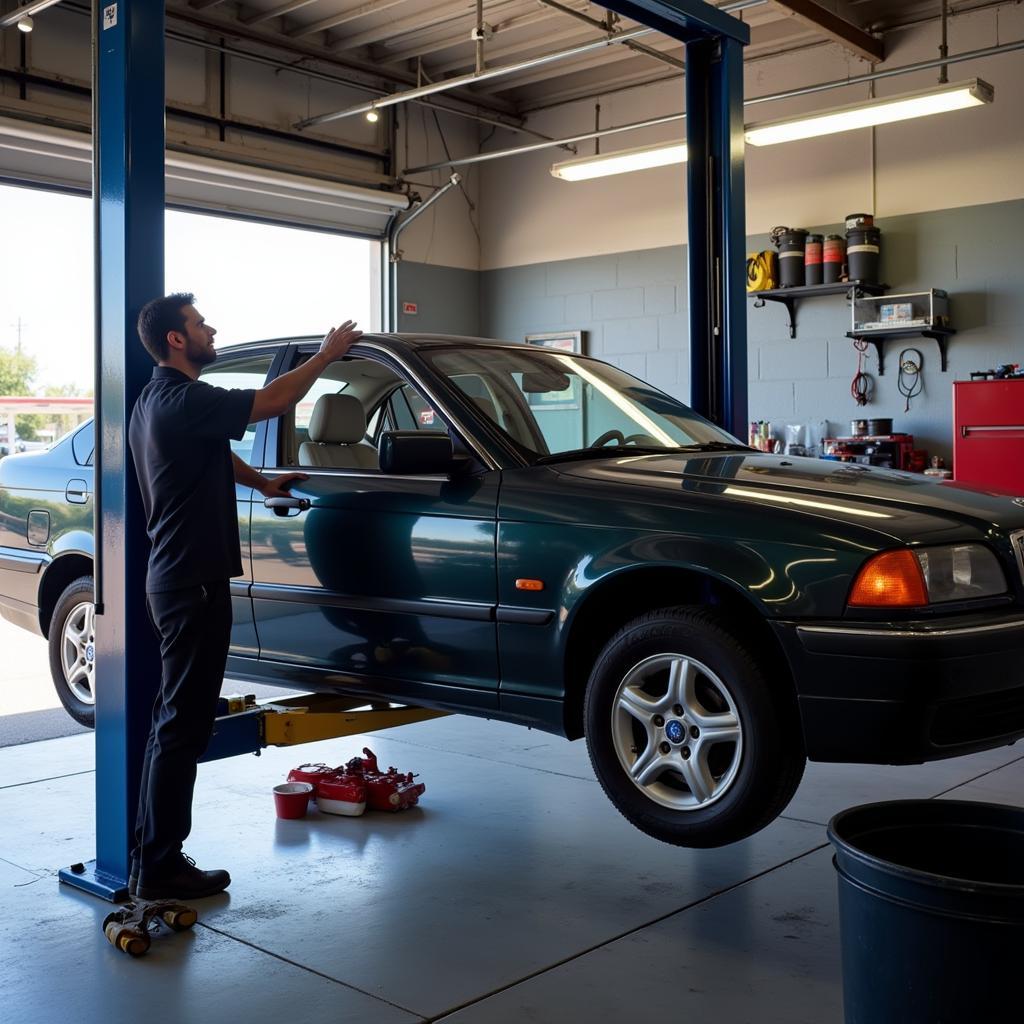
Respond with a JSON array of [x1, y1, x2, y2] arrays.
[[0, 180, 381, 748]]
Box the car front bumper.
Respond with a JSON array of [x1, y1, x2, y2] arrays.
[[772, 613, 1024, 764]]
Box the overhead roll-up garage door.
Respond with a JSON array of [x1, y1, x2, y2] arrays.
[[0, 115, 410, 236]]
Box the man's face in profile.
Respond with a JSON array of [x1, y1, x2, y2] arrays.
[[178, 305, 218, 366]]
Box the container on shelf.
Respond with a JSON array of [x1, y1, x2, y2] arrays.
[[773, 227, 809, 287], [804, 234, 824, 286], [823, 234, 845, 284], [846, 226, 881, 284]]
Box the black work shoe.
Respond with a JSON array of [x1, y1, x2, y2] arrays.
[[135, 853, 230, 900]]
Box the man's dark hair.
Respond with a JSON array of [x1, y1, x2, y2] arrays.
[[137, 293, 195, 363]]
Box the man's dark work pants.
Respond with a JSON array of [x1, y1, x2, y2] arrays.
[[135, 579, 232, 873]]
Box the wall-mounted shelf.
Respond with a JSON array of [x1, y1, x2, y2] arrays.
[[846, 326, 956, 375], [749, 281, 888, 339]]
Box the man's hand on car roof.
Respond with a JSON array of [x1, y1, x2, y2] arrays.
[[320, 321, 362, 362]]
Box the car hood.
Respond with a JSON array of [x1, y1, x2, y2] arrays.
[[553, 451, 1024, 539]]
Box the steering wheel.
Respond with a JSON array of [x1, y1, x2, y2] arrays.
[[590, 430, 659, 448], [590, 429, 625, 448]]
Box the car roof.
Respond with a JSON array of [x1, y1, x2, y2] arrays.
[[273, 333, 532, 351]]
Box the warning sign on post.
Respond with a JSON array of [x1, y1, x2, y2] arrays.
[[103, 4, 117, 29]]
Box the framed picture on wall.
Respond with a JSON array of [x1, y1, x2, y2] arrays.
[[525, 330, 586, 356], [524, 331, 586, 410]]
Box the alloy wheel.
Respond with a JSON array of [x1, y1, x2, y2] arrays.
[[61, 601, 96, 705], [611, 653, 743, 810]]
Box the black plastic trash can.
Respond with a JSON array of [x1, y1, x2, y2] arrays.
[[828, 800, 1024, 1024]]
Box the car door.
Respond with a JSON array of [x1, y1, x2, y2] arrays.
[[249, 346, 500, 712], [196, 347, 280, 660]]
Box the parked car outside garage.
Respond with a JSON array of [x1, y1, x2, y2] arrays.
[[1, 333, 1022, 847]]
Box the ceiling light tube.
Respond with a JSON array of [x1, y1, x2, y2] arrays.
[[550, 140, 688, 181], [551, 78, 993, 181], [744, 78, 993, 147]]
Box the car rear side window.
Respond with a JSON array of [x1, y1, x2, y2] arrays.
[[72, 424, 94, 467]]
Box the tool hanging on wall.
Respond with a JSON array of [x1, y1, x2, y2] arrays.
[[898, 348, 924, 412], [850, 338, 874, 406]]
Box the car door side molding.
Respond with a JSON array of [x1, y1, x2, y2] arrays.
[[249, 582, 555, 626], [0, 547, 47, 574], [251, 582, 494, 622]]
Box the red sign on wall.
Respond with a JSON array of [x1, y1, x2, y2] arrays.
[[402, 301, 418, 315]]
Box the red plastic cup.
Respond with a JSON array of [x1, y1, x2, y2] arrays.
[[273, 781, 313, 819]]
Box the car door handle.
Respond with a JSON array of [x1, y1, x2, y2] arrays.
[[264, 496, 311, 517], [66, 479, 90, 504]]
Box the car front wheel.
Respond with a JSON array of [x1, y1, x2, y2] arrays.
[[584, 606, 805, 847], [48, 575, 96, 728]]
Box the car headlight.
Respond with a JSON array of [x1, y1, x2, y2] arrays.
[[849, 544, 1007, 608]]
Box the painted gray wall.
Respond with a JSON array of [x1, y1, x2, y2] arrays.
[[479, 199, 1024, 465], [395, 261, 481, 336]]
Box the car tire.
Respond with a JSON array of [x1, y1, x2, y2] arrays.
[[48, 576, 96, 728], [584, 606, 805, 848]]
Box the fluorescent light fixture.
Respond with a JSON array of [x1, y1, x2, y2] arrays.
[[17, 15, 33, 31], [745, 78, 993, 147], [550, 140, 687, 181], [551, 78, 993, 181]]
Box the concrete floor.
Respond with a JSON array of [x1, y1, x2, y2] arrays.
[[1, 714, 1021, 1024]]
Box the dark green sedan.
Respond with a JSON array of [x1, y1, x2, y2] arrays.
[[2, 334, 1023, 847]]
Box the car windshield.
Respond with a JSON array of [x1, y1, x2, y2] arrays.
[[424, 347, 744, 461]]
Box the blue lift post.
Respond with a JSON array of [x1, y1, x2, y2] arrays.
[[600, 1, 750, 437], [59, 0, 165, 901]]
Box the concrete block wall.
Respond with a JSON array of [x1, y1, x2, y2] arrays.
[[480, 250, 692, 404], [477, 199, 1024, 466]]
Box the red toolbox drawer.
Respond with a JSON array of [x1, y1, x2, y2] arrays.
[[954, 380, 1024, 492]]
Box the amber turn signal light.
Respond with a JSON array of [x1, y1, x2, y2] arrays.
[[848, 550, 928, 607], [515, 579, 545, 592]]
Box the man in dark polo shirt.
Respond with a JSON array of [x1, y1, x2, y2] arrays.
[[128, 292, 361, 900]]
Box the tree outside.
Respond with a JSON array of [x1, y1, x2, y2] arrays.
[[0, 346, 91, 445]]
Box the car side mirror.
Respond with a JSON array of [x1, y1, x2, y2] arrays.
[[379, 430, 455, 476]]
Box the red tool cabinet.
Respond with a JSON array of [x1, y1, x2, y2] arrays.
[[953, 380, 1024, 492]]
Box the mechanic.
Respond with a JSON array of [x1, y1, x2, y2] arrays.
[[127, 293, 361, 900]]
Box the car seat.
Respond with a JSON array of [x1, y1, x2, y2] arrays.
[[298, 394, 378, 469]]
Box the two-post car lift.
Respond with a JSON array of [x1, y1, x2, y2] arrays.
[[59, 0, 749, 900]]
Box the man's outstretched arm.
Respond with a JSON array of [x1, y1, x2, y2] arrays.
[[248, 321, 361, 423]]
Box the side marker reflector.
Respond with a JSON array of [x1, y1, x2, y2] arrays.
[[516, 579, 545, 592]]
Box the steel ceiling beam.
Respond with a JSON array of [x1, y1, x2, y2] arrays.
[[769, 0, 882, 62], [242, 0, 322, 27], [286, 0, 412, 39], [474, 0, 762, 93], [430, 24, 598, 77], [379, 1, 587, 68], [161, 2, 520, 115], [475, 31, 683, 92], [538, 0, 685, 69], [323, 0, 526, 50]]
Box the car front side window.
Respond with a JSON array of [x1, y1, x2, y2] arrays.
[[280, 355, 448, 472]]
